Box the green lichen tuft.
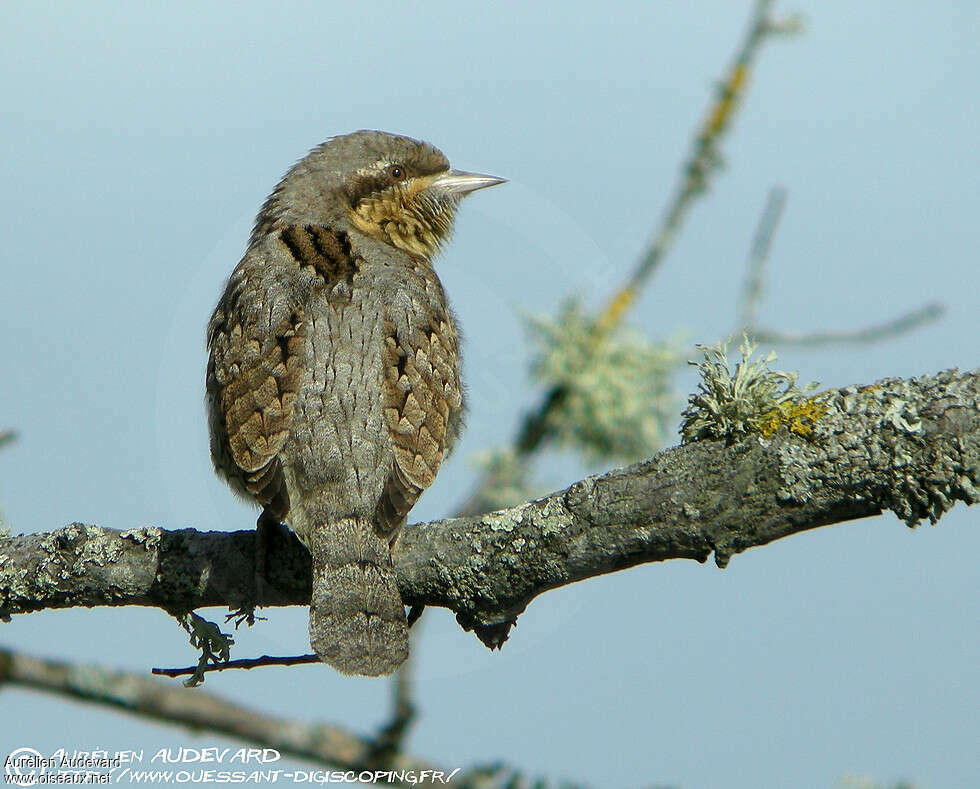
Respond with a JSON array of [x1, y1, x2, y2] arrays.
[[681, 337, 823, 443], [526, 298, 682, 463]]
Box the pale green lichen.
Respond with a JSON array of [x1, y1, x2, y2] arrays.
[[120, 526, 163, 550], [681, 337, 823, 443], [526, 298, 682, 462], [881, 396, 922, 434], [178, 612, 235, 687]]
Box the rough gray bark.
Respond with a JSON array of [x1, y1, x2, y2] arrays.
[[2, 369, 977, 647]]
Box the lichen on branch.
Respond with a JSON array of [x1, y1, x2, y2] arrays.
[[680, 337, 824, 443], [2, 369, 976, 647]]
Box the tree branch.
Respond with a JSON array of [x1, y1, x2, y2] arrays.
[[2, 369, 977, 647], [0, 647, 441, 780], [0, 642, 554, 787]]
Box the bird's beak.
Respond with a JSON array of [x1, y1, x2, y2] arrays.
[[430, 170, 507, 197]]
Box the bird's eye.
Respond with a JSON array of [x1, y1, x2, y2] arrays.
[[386, 164, 406, 182]]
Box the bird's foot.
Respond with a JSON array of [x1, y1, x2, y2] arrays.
[[225, 606, 266, 629]]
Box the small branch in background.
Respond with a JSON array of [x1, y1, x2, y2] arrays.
[[153, 653, 319, 679], [0, 647, 442, 780], [363, 653, 418, 769], [0, 429, 17, 537], [153, 644, 419, 766], [751, 302, 945, 348], [457, 0, 802, 516], [598, 0, 800, 331], [734, 188, 944, 349], [736, 186, 789, 330]]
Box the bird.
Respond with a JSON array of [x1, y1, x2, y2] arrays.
[[205, 130, 504, 676]]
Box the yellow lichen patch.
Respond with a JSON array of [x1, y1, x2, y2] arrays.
[[759, 396, 829, 438], [704, 63, 747, 136], [595, 286, 636, 332]]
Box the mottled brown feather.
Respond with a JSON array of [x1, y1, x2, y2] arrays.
[[207, 290, 306, 519], [208, 222, 362, 521], [280, 224, 357, 303], [376, 309, 462, 534]]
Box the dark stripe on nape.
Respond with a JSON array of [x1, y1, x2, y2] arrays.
[[306, 224, 337, 262], [279, 224, 358, 293], [279, 225, 308, 263], [306, 225, 357, 286]]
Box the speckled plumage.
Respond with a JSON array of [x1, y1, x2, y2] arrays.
[[206, 130, 502, 675]]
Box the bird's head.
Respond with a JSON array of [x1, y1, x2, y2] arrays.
[[253, 130, 505, 259]]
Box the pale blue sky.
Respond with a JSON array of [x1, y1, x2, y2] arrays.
[[1, 2, 978, 787]]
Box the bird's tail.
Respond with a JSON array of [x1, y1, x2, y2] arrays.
[[307, 517, 408, 676]]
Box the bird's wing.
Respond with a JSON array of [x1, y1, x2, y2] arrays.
[[207, 261, 306, 518], [377, 314, 462, 534]]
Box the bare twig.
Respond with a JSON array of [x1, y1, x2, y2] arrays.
[[0, 648, 442, 779], [597, 0, 797, 330], [153, 653, 319, 678], [364, 653, 418, 768], [734, 189, 944, 348], [751, 302, 945, 347], [153, 621, 419, 768], [737, 186, 789, 330]]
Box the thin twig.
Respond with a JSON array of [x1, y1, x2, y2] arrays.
[[735, 189, 943, 349], [737, 186, 789, 330], [152, 653, 319, 678], [0, 647, 441, 779], [751, 302, 945, 347], [155, 627, 419, 768], [364, 651, 418, 768], [597, 0, 790, 330]]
